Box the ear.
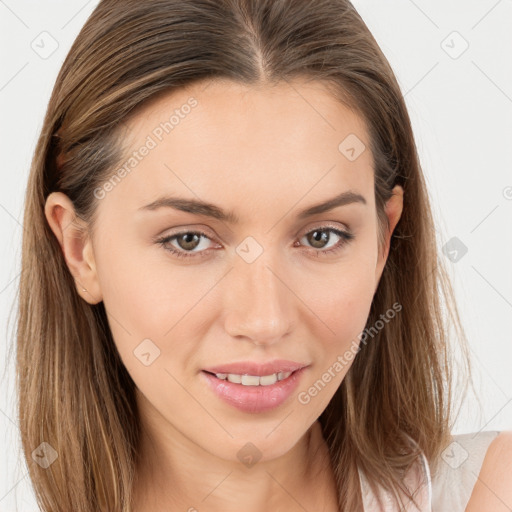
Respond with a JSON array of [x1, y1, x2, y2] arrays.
[[44, 192, 102, 304], [374, 185, 404, 292]]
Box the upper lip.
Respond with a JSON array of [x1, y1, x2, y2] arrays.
[[203, 359, 309, 376]]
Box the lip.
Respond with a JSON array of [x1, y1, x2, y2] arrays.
[[201, 366, 309, 414], [202, 359, 308, 377]]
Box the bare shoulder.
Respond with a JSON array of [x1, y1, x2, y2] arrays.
[[465, 431, 512, 512]]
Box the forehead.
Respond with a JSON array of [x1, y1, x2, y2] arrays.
[[98, 79, 374, 223]]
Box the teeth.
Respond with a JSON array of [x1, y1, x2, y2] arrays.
[[226, 373, 242, 384], [215, 371, 293, 386], [259, 374, 277, 386], [241, 375, 260, 386]]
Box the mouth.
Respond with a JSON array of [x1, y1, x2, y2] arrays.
[[200, 365, 309, 413]]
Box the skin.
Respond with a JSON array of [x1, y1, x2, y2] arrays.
[[44, 78, 406, 511], [465, 431, 512, 511]]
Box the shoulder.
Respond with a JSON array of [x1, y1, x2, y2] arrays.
[[430, 430, 500, 511], [465, 430, 512, 511]]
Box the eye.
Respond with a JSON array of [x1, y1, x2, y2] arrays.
[[296, 225, 354, 256], [155, 230, 218, 259]]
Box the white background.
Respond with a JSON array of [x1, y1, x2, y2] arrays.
[[1, 1, 511, 510]]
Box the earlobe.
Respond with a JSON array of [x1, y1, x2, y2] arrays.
[[44, 192, 102, 304]]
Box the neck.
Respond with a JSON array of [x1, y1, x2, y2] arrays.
[[132, 402, 338, 512]]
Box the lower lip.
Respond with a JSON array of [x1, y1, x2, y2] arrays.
[[201, 368, 307, 413]]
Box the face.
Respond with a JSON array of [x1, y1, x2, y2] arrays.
[[46, 78, 403, 464]]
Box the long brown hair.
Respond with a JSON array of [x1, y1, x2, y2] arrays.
[[15, 0, 471, 510]]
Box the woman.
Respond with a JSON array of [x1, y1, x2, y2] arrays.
[[16, 0, 511, 510]]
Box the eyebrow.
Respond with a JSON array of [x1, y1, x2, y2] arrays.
[[138, 190, 367, 224]]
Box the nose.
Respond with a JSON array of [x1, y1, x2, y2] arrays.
[[222, 254, 296, 346]]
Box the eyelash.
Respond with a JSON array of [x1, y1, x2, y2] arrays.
[[155, 225, 355, 260]]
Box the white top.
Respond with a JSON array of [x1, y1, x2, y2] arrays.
[[359, 430, 500, 511]]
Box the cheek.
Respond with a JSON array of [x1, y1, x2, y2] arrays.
[[301, 251, 377, 343], [314, 282, 374, 376], [93, 237, 218, 378], [94, 231, 190, 332], [295, 261, 377, 411]]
